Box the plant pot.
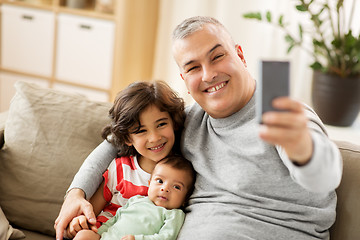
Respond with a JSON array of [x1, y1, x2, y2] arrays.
[[312, 71, 360, 126]]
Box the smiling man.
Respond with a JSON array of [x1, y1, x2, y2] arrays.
[[171, 16, 342, 239]]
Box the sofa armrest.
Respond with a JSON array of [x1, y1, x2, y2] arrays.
[[330, 140, 360, 240], [0, 111, 8, 149]]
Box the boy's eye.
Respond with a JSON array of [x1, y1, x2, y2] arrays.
[[134, 129, 146, 134], [174, 185, 181, 190], [156, 179, 163, 184], [158, 122, 168, 128]]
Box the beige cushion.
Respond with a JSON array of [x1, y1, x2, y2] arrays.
[[0, 81, 111, 236], [0, 207, 25, 240], [330, 140, 360, 240]]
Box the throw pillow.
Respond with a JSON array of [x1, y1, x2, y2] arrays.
[[0, 81, 112, 236], [0, 207, 25, 240]]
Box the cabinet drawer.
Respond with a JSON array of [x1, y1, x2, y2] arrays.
[[0, 5, 55, 76], [55, 14, 115, 89]]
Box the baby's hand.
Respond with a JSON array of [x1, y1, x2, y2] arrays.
[[64, 215, 97, 239], [120, 235, 135, 240]]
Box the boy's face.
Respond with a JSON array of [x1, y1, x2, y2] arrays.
[[148, 163, 192, 210], [127, 105, 175, 167]]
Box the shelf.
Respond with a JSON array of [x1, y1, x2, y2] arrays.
[[2, 0, 54, 10], [326, 116, 360, 145], [2, 0, 115, 20]]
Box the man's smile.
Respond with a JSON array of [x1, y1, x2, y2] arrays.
[[205, 81, 228, 93]]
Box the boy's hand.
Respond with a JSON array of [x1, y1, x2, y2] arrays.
[[259, 97, 313, 165], [121, 235, 135, 240]]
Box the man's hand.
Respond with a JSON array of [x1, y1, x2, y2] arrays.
[[259, 97, 313, 165], [54, 188, 97, 240]]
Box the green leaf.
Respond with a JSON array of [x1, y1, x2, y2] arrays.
[[331, 37, 342, 48], [296, 4, 308, 12], [266, 11, 272, 22], [298, 24, 303, 40], [287, 44, 295, 53], [243, 12, 262, 20], [285, 34, 294, 43], [310, 61, 323, 70], [278, 15, 284, 26], [337, 0, 344, 11]]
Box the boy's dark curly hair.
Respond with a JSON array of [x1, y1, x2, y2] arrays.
[[102, 81, 185, 157]]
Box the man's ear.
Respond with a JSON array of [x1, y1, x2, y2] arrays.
[[235, 44, 247, 67], [180, 73, 184, 80]]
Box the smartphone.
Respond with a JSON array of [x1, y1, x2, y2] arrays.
[[256, 60, 290, 123]]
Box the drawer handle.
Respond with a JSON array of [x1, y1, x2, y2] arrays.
[[79, 24, 92, 30], [22, 15, 34, 20]]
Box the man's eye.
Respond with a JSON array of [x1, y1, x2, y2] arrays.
[[187, 66, 198, 73], [213, 54, 224, 61]]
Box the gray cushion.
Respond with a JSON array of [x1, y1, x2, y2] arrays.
[[0, 81, 111, 236]]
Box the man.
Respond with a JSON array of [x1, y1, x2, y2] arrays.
[[55, 16, 342, 240]]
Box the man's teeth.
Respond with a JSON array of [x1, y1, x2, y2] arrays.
[[150, 143, 164, 150], [207, 82, 226, 93]]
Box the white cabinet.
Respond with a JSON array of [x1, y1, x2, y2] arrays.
[[52, 82, 109, 102], [0, 72, 49, 112], [1, 5, 55, 76], [55, 14, 115, 89], [0, 0, 158, 111]]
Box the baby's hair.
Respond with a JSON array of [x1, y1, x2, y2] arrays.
[[102, 81, 185, 157], [155, 154, 196, 204]]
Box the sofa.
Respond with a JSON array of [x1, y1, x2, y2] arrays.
[[0, 81, 359, 240]]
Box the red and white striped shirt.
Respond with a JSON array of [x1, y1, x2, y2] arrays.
[[96, 155, 150, 227]]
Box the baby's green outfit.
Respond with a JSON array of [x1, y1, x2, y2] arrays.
[[98, 195, 185, 240]]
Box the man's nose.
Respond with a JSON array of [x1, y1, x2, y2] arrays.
[[202, 65, 217, 82]]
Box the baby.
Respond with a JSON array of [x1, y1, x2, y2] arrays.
[[71, 154, 195, 240]]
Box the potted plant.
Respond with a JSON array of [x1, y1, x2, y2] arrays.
[[243, 0, 360, 126]]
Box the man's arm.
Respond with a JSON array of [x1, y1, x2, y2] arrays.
[[260, 97, 342, 193], [68, 140, 118, 199]]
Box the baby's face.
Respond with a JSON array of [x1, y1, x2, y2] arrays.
[[147, 164, 192, 209]]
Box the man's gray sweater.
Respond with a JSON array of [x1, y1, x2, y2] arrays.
[[177, 96, 341, 240]]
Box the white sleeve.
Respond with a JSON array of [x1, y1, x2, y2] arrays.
[[68, 140, 118, 199], [277, 105, 343, 193]]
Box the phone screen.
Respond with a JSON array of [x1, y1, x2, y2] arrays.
[[256, 60, 290, 123]]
